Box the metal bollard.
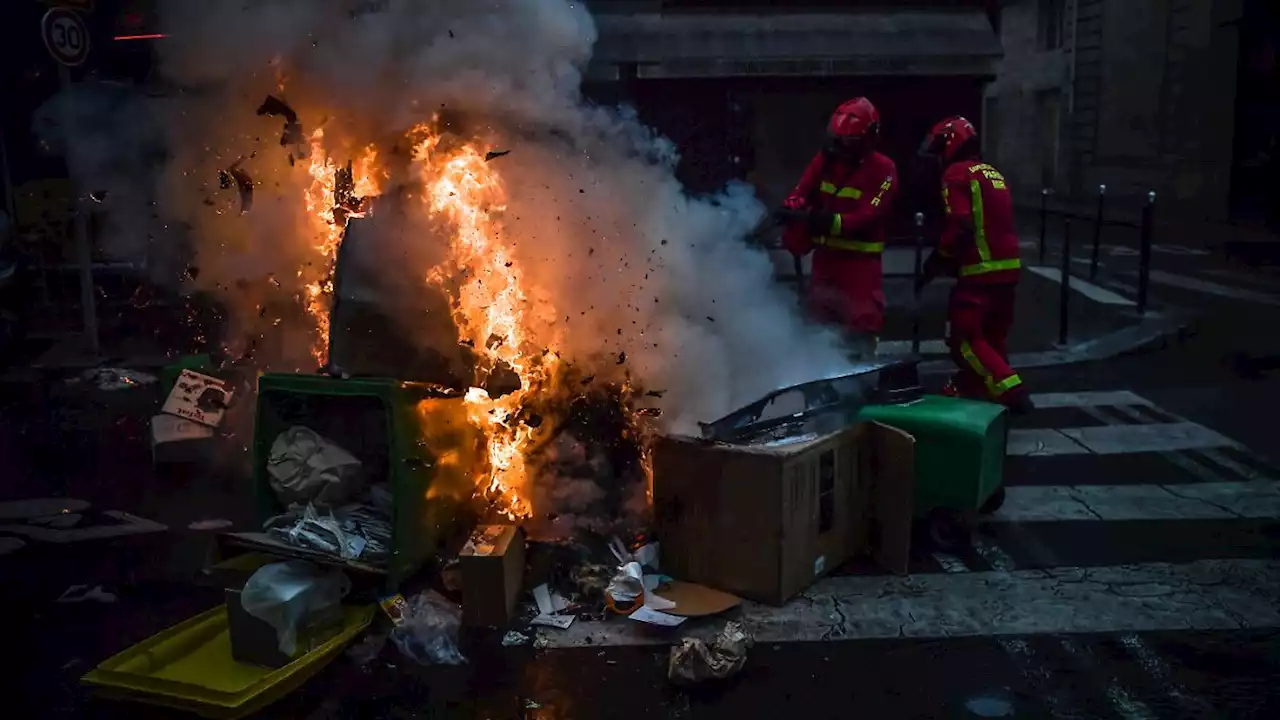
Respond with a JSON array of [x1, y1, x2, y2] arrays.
[[1059, 216, 1072, 346], [1038, 188, 1049, 264], [1090, 184, 1106, 281], [1137, 191, 1156, 315], [912, 212, 924, 355]]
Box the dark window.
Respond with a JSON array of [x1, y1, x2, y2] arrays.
[[1038, 0, 1065, 51], [818, 450, 835, 533]]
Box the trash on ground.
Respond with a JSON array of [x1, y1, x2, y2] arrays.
[[56, 584, 119, 604], [238, 560, 350, 658], [378, 593, 409, 625], [532, 583, 570, 615], [0, 497, 90, 520], [390, 590, 467, 666], [0, 510, 167, 544], [345, 629, 388, 667], [162, 369, 234, 428], [529, 613, 575, 630], [27, 512, 83, 528], [188, 519, 234, 531], [151, 414, 215, 464], [628, 606, 686, 627], [667, 621, 754, 685], [71, 368, 157, 391], [605, 561, 645, 614], [460, 524, 525, 627], [650, 581, 741, 617], [267, 426, 366, 507], [501, 630, 530, 647]]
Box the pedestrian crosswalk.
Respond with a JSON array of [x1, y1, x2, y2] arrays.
[[537, 390, 1280, 653]]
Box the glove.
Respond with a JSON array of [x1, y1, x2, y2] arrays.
[[916, 250, 952, 293], [805, 210, 835, 237], [773, 206, 807, 226], [782, 195, 806, 211]]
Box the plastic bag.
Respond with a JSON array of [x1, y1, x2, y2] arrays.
[[267, 426, 365, 508], [240, 561, 350, 656], [390, 590, 467, 665], [667, 621, 753, 685]]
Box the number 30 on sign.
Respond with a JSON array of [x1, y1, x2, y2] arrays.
[[41, 7, 92, 67]]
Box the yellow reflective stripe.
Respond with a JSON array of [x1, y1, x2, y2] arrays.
[[815, 237, 884, 253], [970, 178, 990, 262], [818, 182, 862, 199], [959, 258, 1022, 277], [830, 213, 842, 236], [943, 186, 951, 215], [960, 341, 988, 378], [992, 374, 1023, 395]]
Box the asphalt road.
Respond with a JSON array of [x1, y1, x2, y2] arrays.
[[4, 253, 1280, 719]]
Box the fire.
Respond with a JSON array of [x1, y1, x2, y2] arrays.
[[303, 129, 381, 365], [412, 124, 557, 520]]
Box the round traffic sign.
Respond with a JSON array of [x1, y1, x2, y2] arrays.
[[41, 8, 92, 67]]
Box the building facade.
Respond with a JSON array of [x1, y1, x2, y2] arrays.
[[583, 1, 1004, 236], [985, 0, 1247, 224]]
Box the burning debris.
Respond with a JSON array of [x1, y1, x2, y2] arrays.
[[218, 160, 254, 214], [256, 95, 306, 152], [483, 149, 510, 162]]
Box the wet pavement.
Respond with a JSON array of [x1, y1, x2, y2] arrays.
[[5, 252, 1280, 718]]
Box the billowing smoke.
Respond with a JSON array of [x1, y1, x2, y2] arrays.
[[37, 0, 853, 432]]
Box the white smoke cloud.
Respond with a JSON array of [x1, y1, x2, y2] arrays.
[[38, 0, 853, 430]]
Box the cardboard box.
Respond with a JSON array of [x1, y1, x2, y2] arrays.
[[150, 413, 215, 464], [653, 422, 915, 606], [225, 588, 344, 668], [459, 524, 526, 627], [162, 369, 233, 428]]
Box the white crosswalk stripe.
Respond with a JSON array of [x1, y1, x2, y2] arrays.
[[535, 385, 1277, 720]]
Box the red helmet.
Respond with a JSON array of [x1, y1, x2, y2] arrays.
[[827, 97, 880, 142], [921, 116, 979, 163]]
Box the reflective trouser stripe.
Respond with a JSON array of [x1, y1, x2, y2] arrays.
[[959, 257, 1022, 276], [960, 340, 1022, 397]]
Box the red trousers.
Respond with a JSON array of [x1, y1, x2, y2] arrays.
[[946, 282, 1025, 402], [807, 249, 885, 336]]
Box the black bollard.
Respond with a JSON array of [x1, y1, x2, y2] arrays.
[[1059, 216, 1072, 347], [1137, 191, 1156, 315], [1090, 184, 1106, 281], [1038, 188, 1049, 264], [912, 212, 924, 355]]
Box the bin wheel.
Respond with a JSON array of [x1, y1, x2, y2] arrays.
[[926, 508, 971, 550], [980, 486, 1007, 515]]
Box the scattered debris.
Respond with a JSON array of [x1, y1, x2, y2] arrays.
[[266, 426, 365, 507], [256, 95, 306, 150], [484, 149, 511, 162], [162, 370, 234, 428], [501, 630, 530, 647], [71, 368, 157, 391], [605, 561, 645, 614], [628, 606, 685, 627], [27, 513, 82, 529], [0, 498, 90, 521], [390, 590, 467, 665], [524, 699, 542, 710], [667, 622, 753, 685], [218, 159, 255, 214], [56, 585, 119, 605], [616, 351, 627, 364], [346, 630, 389, 667], [650, 581, 741, 618], [188, 519, 234, 531]]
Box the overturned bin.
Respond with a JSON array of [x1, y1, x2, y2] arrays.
[[219, 373, 482, 591]]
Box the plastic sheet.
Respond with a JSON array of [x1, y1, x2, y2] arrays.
[[389, 590, 466, 665], [240, 561, 350, 656]]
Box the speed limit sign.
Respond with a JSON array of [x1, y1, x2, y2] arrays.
[[41, 7, 92, 67]]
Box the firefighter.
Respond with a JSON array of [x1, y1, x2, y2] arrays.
[[917, 116, 1033, 414], [778, 97, 898, 358]]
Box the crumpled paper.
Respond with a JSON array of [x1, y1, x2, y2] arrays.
[[667, 621, 754, 685]]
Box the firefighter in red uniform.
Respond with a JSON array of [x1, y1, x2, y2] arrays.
[[917, 116, 1033, 413], [778, 97, 898, 358]]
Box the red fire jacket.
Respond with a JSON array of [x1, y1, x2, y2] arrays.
[[938, 159, 1022, 284], [783, 150, 898, 258]]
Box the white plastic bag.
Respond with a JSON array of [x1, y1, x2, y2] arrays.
[[240, 561, 350, 656], [267, 426, 365, 508], [390, 590, 466, 665]]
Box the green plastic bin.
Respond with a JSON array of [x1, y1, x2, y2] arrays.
[[857, 394, 1008, 518], [250, 373, 482, 589]]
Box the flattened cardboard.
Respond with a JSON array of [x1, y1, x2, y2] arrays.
[[162, 369, 233, 428], [654, 421, 915, 606], [654, 581, 741, 617], [459, 524, 525, 627]]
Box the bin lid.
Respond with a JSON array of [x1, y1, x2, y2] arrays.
[[698, 358, 920, 444]]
